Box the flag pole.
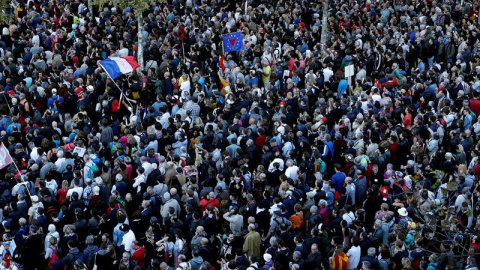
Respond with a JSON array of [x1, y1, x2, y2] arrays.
[[2, 93, 13, 116], [221, 36, 225, 57], [2, 143, 33, 200]]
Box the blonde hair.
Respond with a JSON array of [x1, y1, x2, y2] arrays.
[[402, 257, 411, 269], [458, 164, 467, 174], [61, 180, 69, 190]]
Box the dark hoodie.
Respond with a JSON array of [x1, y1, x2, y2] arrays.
[[66, 247, 84, 269]]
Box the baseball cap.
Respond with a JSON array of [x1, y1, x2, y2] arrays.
[[264, 253, 272, 262]]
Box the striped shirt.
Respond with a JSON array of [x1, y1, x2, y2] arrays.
[[333, 253, 349, 270], [187, 102, 200, 125]]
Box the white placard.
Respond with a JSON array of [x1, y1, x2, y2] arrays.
[[345, 64, 354, 77], [73, 147, 86, 157]]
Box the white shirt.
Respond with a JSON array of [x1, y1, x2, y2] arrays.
[[66, 186, 83, 199], [122, 230, 136, 253], [32, 35, 40, 46], [141, 162, 152, 178], [285, 165, 299, 181], [46, 180, 58, 196], [55, 158, 65, 171], [323, 68, 334, 82], [180, 81, 191, 92], [342, 212, 356, 226], [30, 147, 40, 161], [160, 112, 171, 129], [455, 194, 467, 213], [268, 158, 285, 172], [45, 50, 53, 61], [346, 245, 361, 269], [372, 94, 382, 102], [132, 175, 145, 194]]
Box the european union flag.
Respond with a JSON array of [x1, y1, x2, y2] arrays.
[[222, 32, 244, 53]]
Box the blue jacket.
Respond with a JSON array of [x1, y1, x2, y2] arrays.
[[114, 180, 127, 199]]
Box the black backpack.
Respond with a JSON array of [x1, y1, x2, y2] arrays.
[[86, 247, 99, 269], [0, 181, 11, 206], [31, 108, 42, 124]]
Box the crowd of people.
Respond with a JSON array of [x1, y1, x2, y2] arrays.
[[0, 0, 480, 270]]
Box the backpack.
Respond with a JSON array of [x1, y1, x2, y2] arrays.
[[439, 119, 446, 130], [86, 163, 99, 179], [273, 217, 287, 235], [47, 247, 57, 267], [360, 155, 369, 168], [31, 108, 42, 124], [0, 181, 11, 205], [143, 75, 155, 91], [24, 181, 36, 196], [90, 156, 103, 170], [155, 79, 163, 95], [163, 243, 173, 265], [314, 158, 326, 173], [292, 189, 304, 202], [394, 179, 408, 192], [86, 247, 98, 269]]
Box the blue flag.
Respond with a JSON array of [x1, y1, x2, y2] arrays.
[[222, 32, 244, 53]]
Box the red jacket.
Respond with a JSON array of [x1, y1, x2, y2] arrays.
[[132, 247, 146, 268], [254, 135, 267, 149], [470, 99, 480, 116]]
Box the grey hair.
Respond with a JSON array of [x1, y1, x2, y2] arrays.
[[269, 237, 278, 246], [286, 159, 294, 167]]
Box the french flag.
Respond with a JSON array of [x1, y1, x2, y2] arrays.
[[99, 56, 140, 80]]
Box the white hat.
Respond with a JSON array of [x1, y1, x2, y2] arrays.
[[263, 253, 272, 262], [398, 207, 408, 217], [95, 177, 103, 186], [31, 195, 39, 202], [87, 85, 94, 92]]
